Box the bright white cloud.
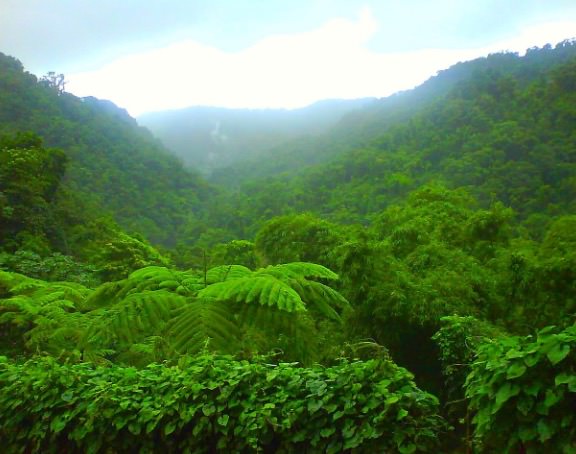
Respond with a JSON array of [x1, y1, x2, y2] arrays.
[[64, 8, 576, 116]]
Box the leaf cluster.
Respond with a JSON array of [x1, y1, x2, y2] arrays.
[[0, 354, 448, 453], [465, 323, 576, 453]]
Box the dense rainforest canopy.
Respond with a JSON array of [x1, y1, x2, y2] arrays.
[[1, 40, 575, 453]]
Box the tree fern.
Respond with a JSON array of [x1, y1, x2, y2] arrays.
[[165, 298, 241, 355], [86, 290, 187, 347], [1, 262, 351, 365], [82, 281, 126, 310], [259, 262, 339, 281], [0, 273, 89, 328], [0, 271, 27, 293], [24, 310, 92, 357], [235, 303, 320, 364], [0, 273, 93, 356], [200, 262, 349, 322], [205, 264, 253, 284], [84, 266, 203, 309], [199, 275, 307, 312], [286, 278, 349, 321]]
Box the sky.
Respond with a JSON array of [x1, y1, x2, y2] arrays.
[[1, 1, 576, 116]]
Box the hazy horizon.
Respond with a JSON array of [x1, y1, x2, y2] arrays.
[[2, 1, 576, 116]]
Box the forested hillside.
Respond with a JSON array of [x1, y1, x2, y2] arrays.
[[203, 40, 576, 241], [1, 41, 576, 453], [211, 40, 576, 188], [0, 53, 212, 247], [138, 98, 375, 174]]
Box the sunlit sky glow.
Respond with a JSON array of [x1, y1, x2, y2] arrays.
[[1, 1, 575, 116]]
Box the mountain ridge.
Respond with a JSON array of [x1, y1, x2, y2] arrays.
[[137, 97, 376, 173]]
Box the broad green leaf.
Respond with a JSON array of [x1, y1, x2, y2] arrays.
[[494, 382, 520, 411], [506, 362, 527, 379], [217, 414, 230, 427], [547, 343, 570, 365], [537, 419, 554, 442]]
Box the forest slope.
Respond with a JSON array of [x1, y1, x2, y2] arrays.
[[138, 98, 375, 174], [0, 53, 212, 246], [203, 40, 576, 239]]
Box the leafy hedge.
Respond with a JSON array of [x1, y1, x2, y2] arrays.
[[0, 355, 447, 453], [466, 323, 576, 453]]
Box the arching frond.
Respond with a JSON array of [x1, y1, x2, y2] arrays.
[[165, 298, 241, 355], [1, 278, 90, 329], [0, 295, 41, 325], [198, 276, 306, 313], [236, 304, 319, 364], [0, 271, 29, 293], [24, 310, 92, 355], [31, 282, 90, 306], [288, 279, 350, 321], [127, 266, 202, 295], [86, 267, 203, 309], [6, 279, 46, 295], [83, 281, 126, 309], [258, 262, 339, 281], [86, 290, 187, 347], [206, 264, 253, 284]]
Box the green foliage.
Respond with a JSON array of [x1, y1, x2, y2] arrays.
[[204, 42, 576, 240], [95, 233, 171, 281], [205, 264, 252, 283], [0, 270, 92, 356], [0, 250, 97, 286], [165, 299, 241, 355], [0, 354, 448, 453], [433, 316, 503, 403], [466, 323, 576, 453], [432, 316, 504, 449], [0, 261, 349, 365], [328, 187, 506, 351], [0, 132, 67, 252], [0, 53, 212, 249], [208, 239, 258, 269], [199, 275, 307, 313], [1, 42, 576, 454], [200, 262, 348, 320], [255, 213, 343, 265], [489, 216, 576, 331]]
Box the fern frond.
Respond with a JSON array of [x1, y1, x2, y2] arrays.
[[115, 336, 168, 367], [289, 279, 350, 321], [0, 271, 29, 293], [259, 262, 339, 281], [83, 281, 126, 309], [24, 310, 91, 354], [92, 290, 187, 346], [165, 298, 241, 354], [0, 297, 38, 327], [91, 267, 203, 306], [205, 265, 253, 284], [236, 304, 319, 364], [8, 279, 46, 295], [198, 276, 306, 313]]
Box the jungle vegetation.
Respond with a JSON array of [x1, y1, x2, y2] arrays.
[[1, 40, 575, 453]]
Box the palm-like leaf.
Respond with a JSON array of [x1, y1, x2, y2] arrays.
[[205, 264, 252, 284], [287, 279, 350, 321], [83, 266, 202, 309], [259, 262, 339, 281], [199, 275, 307, 313], [126, 266, 202, 295], [165, 298, 241, 354], [87, 290, 187, 346]]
